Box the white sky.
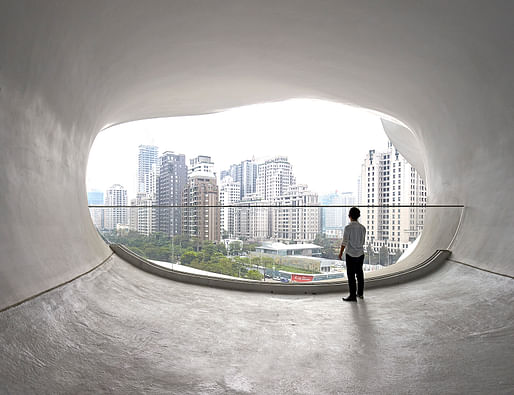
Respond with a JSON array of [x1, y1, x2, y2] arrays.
[[86, 98, 389, 199]]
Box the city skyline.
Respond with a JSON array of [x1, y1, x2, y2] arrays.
[[91, 140, 427, 256], [86, 99, 390, 199]]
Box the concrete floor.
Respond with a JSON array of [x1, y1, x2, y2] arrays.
[[0, 255, 512, 394]]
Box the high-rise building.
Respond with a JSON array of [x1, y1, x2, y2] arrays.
[[103, 184, 128, 230], [129, 193, 155, 236], [221, 158, 258, 199], [229, 157, 319, 243], [359, 142, 427, 253], [238, 159, 258, 199], [255, 156, 296, 200], [182, 156, 220, 242], [320, 191, 355, 239], [137, 145, 158, 194], [219, 176, 241, 238], [189, 155, 215, 177], [272, 185, 320, 242], [144, 163, 159, 198], [157, 151, 187, 236], [234, 194, 272, 240], [182, 155, 220, 241], [87, 190, 104, 229]]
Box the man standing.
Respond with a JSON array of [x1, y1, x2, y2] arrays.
[[339, 207, 366, 302]]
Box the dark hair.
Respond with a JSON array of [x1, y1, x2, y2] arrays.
[[349, 207, 360, 220]]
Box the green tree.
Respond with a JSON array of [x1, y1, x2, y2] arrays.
[[314, 233, 338, 259], [250, 256, 261, 266], [246, 270, 263, 280], [181, 251, 199, 266], [229, 241, 242, 256], [379, 245, 390, 266], [392, 249, 403, 265], [365, 243, 375, 265], [242, 242, 257, 254]]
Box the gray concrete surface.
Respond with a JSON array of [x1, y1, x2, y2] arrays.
[[1, 2, 514, 393], [0, 255, 512, 394]]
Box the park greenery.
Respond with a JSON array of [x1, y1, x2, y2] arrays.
[[104, 231, 403, 280], [314, 233, 403, 266], [105, 231, 264, 280]]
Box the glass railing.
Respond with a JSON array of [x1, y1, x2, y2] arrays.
[[89, 204, 464, 283]]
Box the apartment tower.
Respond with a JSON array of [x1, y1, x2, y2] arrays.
[[157, 151, 187, 236], [359, 142, 427, 253], [182, 156, 220, 242]]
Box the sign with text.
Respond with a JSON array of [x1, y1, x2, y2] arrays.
[[291, 274, 314, 282]]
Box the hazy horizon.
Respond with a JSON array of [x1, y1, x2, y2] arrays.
[[86, 99, 390, 199]]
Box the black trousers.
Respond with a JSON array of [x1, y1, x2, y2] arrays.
[[346, 254, 364, 297]]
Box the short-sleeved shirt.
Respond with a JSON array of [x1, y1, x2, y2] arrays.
[[342, 221, 366, 257]]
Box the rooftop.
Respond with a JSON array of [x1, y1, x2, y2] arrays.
[[258, 242, 322, 251]]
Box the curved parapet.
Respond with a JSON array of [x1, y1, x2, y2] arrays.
[[111, 244, 450, 295]]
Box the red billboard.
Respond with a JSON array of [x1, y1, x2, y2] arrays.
[[291, 274, 314, 282]]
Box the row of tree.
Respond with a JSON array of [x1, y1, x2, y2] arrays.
[[105, 231, 403, 279], [314, 233, 403, 266], [105, 232, 264, 280]]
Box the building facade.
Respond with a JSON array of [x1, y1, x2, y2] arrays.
[[359, 142, 427, 253], [137, 145, 158, 194], [272, 185, 320, 243], [221, 158, 258, 199], [157, 151, 187, 236], [182, 156, 220, 242], [219, 176, 241, 238], [320, 191, 355, 238], [255, 156, 296, 200], [103, 184, 128, 230], [234, 194, 272, 240], [129, 193, 155, 236]]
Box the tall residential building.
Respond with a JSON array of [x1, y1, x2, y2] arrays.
[[129, 193, 155, 236], [359, 142, 427, 253], [182, 156, 220, 242], [234, 194, 272, 240], [272, 185, 320, 243], [238, 159, 258, 198], [87, 190, 104, 229], [219, 176, 241, 238], [132, 145, 159, 236], [220, 158, 258, 199], [229, 156, 319, 243], [103, 184, 128, 230], [320, 191, 355, 239], [137, 145, 158, 194], [157, 152, 187, 236], [144, 163, 159, 197], [189, 155, 215, 177], [255, 156, 296, 200]]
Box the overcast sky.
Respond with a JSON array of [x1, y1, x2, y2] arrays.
[[86, 99, 389, 199]]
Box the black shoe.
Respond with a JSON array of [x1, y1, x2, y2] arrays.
[[358, 295, 364, 299], [342, 296, 357, 302]]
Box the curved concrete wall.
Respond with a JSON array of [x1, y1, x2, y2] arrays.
[[1, 1, 513, 309]]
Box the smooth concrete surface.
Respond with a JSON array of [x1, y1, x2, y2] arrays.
[[0, 255, 512, 394], [1, 2, 514, 392], [1, 1, 514, 310], [112, 244, 451, 294]]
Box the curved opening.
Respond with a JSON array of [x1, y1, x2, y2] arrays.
[[86, 98, 448, 285]]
